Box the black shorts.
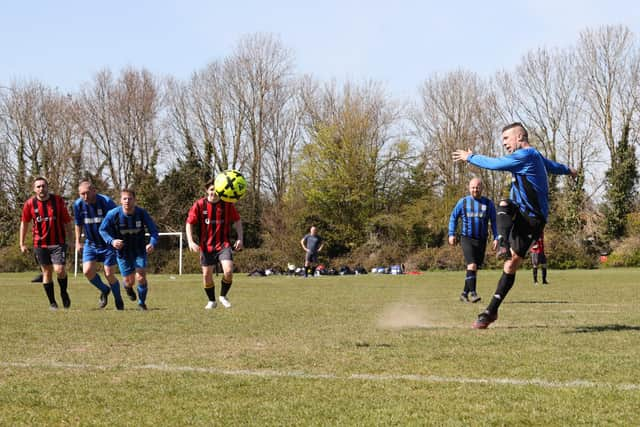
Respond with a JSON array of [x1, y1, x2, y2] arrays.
[[531, 252, 547, 266], [34, 245, 67, 266], [510, 211, 545, 258], [305, 251, 319, 264], [460, 236, 487, 266], [200, 246, 233, 267]]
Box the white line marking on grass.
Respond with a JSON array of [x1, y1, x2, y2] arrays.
[[2, 361, 639, 391]]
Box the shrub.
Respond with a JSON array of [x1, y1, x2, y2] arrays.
[[542, 231, 599, 269], [602, 236, 640, 267], [0, 245, 39, 273], [233, 247, 291, 272]]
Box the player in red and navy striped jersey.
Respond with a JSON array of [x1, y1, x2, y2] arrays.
[[530, 233, 548, 285], [186, 179, 244, 310], [19, 177, 73, 310]]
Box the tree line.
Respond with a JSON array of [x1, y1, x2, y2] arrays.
[[1, 26, 639, 269]]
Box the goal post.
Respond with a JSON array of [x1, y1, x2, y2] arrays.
[[74, 232, 184, 277]]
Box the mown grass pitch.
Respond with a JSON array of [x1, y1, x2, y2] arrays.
[[0, 269, 638, 426]]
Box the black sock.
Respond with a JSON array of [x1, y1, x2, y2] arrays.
[[464, 269, 476, 294], [58, 277, 68, 295], [43, 282, 56, 304], [204, 286, 216, 302], [533, 267, 538, 282], [486, 272, 516, 314], [496, 201, 514, 248], [542, 268, 547, 283], [221, 279, 232, 297]]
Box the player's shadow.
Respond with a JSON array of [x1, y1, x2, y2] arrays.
[[508, 300, 570, 304], [567, 324, 640, 334]]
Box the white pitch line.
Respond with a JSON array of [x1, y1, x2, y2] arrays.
[[1, 361, 638, 391]]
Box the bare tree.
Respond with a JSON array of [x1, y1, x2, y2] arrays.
[[261, 77, 304, 202], [224, 33, 296, 218], [577, 25, 640, 238], [493, 47, 601, 190], [411, 69, 500, 197], [0, 81, 80, 200], [77, 67, 162, 190], [165, 61, 247, 178], [577, 25, 640, 159]]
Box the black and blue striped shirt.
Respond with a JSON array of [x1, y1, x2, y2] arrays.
[[99, 206, 159, 259], [448, 195, 497, 240]]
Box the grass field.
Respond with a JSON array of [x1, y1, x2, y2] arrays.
[[0, 269, 639, 426]]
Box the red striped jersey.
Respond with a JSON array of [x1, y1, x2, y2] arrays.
[[530, 235, 545, 254], [186, 198, 240, 252], [21, 194, 72, 247]]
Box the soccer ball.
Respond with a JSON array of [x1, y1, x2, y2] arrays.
[[214, 170, 247, 203]]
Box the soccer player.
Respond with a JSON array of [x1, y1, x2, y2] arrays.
[[73, 180, 124, 310], [448, 177, 498, 303], [186, 179, 244, 309], [453, 122, 576, 328], [530, 233, 548, 285], [300, 226, 324, 278], [19, 177, 73, 310], [99, 189, 159, 311]]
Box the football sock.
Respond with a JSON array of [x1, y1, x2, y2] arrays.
[[58, 276, 68, 294], [465, 269, 476, 294], [542, 267, 547, 283], [58, 277, 70, 306], [533, 267, 538, 282], [496, 201, 515, 249], [43, 282, 56, 304], [89, 275, 110, 293], [304, 267, 309, 277], [486, 272, 516, 314], [110, 281, 124, 309], [137, 283, 148, 304], [204, 285, 216, 302], [221, 279, 232, 297]]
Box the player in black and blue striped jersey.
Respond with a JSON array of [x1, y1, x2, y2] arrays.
[[99, 189, 159, 311], [448, 177, 498, 303], [453, 122, 576, 328], [73, 180, 124, 310]]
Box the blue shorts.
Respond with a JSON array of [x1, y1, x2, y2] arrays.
[[82, 242, 117, 266], [117, 254, 148, 277]]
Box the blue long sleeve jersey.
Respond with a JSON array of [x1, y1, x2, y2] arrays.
[[448, 195, 497, 240], [73, 194, 117, 247], [467, 147, 571, 221], [99, 206, 159, 258]]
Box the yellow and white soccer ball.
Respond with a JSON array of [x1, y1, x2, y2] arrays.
[[214, 170, 247, 203]]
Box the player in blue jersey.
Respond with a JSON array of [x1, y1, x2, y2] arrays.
[[453, 122, 576, 329], [448, 177, 498, 303], [99, 189, 159, 311], [73, 180, 124, 310]]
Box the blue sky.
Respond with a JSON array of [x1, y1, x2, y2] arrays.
[[1, 0, 639, 98]]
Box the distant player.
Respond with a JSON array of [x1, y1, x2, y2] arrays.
[[448, 177, 498, 303], [530, 233, 548, 285], [186, 179, 244, 309], [19, 177, 73, 310], [73, 180, 124, 310], [300, 226, 324, 277], [453, 122, 576, 328], [99, 189, 159, 311]]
